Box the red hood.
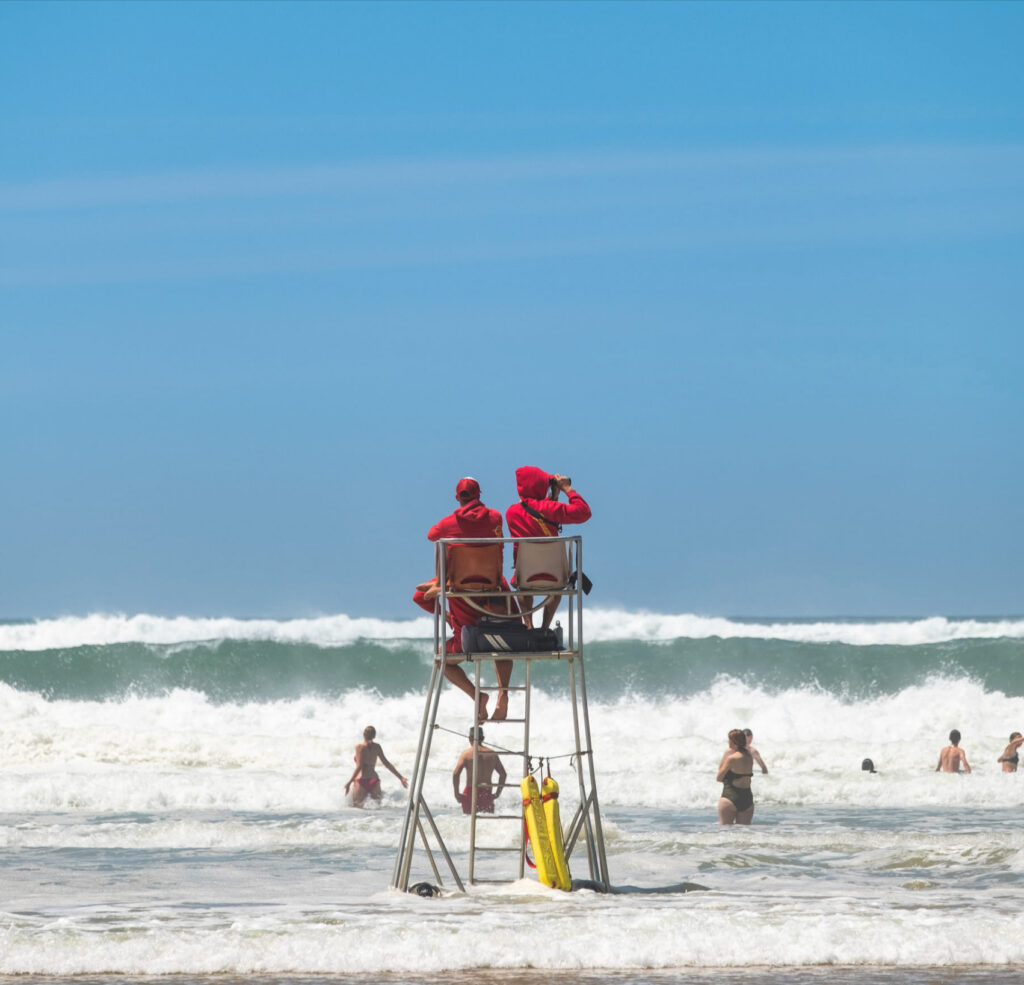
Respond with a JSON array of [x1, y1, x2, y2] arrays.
[[515, 466, 551, 501], [454, 500, 490, 523]]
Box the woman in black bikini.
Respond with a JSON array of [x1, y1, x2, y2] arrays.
[[997, 731, 1023, 773], [717, 728, 755, 825]]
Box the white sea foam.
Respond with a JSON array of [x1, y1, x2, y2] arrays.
[[585, 610, 1024, 645], [3, 610, 1023, 651], [0, 612, 435, 650], [4, 671, 1024, 975], [3, 677, 1023, 815], [2, 887, 1024, 975]]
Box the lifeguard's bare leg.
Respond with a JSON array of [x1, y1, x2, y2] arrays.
[[491, 659, 513, 720], [541, 595, 561, 630], [517, 594, 535, 629], [444, 663, 489, 721]]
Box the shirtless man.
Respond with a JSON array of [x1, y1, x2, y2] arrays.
[[935, 729, 971, 773], [344, 726, 408, 807], [452, 727, 507, 815]]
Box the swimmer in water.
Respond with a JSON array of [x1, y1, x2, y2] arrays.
[[743, 727, 768, 774], [344, 726, 408, 807], [997, 731, 1023, 773], [717, 728, 755, 825], [935, 729, 971, 774]]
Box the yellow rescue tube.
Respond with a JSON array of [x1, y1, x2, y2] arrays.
[[542, 776, 572, 891], [521, 775, 571, 891]]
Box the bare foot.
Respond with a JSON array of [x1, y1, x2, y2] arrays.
[[476, 693, 489, 723], [491, 693, 508, 721]]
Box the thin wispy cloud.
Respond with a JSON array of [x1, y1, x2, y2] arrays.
[[3, 143, 1020, 288], [4, 210, 1019, 290], [2, 143, 1020, 212]]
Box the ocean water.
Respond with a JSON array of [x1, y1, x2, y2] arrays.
[[2, 611, 1024, 984]]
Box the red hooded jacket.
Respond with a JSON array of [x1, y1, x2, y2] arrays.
[[505, 466, 592, 538], [415, 498, 506, 652]]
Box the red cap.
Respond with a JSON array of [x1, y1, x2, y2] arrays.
[[456, 477, 481, 500]]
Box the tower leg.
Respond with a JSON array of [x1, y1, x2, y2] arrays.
[[393, 658, 445, 890]]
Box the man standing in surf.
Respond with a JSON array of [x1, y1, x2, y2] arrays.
[[344, 726, 408, 807], [452, 727, 507, 814], [935, 729, 972, 773]]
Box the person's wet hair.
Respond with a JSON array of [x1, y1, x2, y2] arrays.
[[468, 727, 484, 744], [950, 729, 961, 744], [861, 758, 876, 772], [728, 728, 747, 750], [364, 726, 376, 740]]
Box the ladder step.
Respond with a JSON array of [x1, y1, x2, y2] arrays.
[[473, 846, 522, 853], [475, 685, 529, 692], [482, 717, 526, 724], [471, 878, 519, 884], [474, 813, 523, 821]]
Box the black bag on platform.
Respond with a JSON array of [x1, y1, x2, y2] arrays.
[[461, 621, 563, 653]]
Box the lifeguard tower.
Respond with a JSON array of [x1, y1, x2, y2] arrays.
[[392, 534, 610, 892]]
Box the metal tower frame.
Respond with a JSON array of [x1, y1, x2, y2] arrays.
[[392, 535, 610, 892]]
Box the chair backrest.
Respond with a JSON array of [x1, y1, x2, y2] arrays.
[[446, 542, 503, 593], [515, 540, 569, 590]]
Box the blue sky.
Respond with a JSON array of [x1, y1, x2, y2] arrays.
[[2, 1, 1022, 618]]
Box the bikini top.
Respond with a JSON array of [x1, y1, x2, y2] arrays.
[[724, 769, 753, 783]]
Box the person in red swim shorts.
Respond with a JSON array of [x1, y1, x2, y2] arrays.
[[344, 725, 408, 808], [505, 466, 592, 629], [413, 477, 516, 722], [452, 727, 507, 815]]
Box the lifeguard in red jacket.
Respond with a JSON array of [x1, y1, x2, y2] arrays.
[[505, 466, 592, 629], [413, 477, 514, 722]]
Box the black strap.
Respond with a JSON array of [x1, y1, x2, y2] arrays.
[[520, 500, 562, 534]]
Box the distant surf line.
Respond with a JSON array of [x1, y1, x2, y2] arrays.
[[2, 611, 1023, 652]]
